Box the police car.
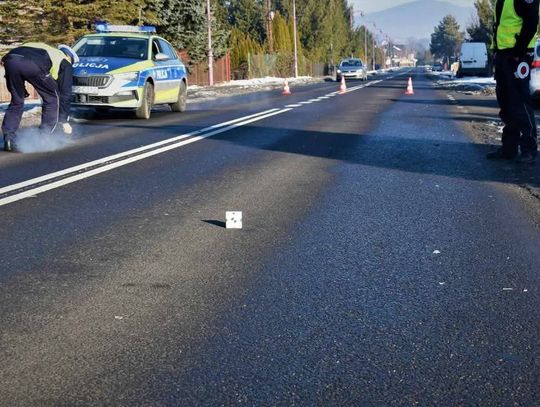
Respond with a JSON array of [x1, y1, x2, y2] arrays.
[[71, 24, 188, 119]]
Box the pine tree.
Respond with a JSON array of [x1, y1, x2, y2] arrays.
[[430, 15, 464, 65], [157, 0, 228, 63], [224, 0, 265, 44], [0, 0, 45, 44]]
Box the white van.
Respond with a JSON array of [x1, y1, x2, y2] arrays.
[[457, 42, 489, 77]]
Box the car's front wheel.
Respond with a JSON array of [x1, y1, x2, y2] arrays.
[[169, 81, 187, 112], [135, 81, 154, 120]]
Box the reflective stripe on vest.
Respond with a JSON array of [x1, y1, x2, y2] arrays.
[[497, 0, 536, 50], [22, 42, 69, 80]]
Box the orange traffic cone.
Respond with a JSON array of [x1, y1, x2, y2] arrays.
[[405, 77, 414, 95], [282, 80, 291, 95], [339, 76, 347, 94]]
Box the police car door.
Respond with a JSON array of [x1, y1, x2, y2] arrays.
[[158, 39, 183, 102], [151, 39, 173, 104]]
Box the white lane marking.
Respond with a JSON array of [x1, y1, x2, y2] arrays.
[[1, 74, 399, 206], [285, 104, 302, 108], [308, 98, 321, 102], [0, 109, 291, 206], [0, 108, 280, 197]]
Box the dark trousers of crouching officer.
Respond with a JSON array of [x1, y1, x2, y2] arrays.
[[1, 42, 76, 152], [488, 0, 539, 163]]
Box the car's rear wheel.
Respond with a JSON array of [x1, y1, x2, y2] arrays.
[[169, 81, 187, 112], [135, 82, 154, 119]]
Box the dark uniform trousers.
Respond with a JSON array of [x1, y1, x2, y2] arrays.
[[1, 54, 60, 141], [495, 51, 538, 155]]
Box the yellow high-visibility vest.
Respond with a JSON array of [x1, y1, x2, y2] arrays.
[[497, 0, 537, 50], [22, 42, 69, 80]]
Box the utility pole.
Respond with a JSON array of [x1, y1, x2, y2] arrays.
[[364, 25, 367, 64], [207, 0, 214, 86], [293, 0, 298, 78], [265, 0, 274, 53], [372, 23, 376, 70], [372, 35, 376, 70]]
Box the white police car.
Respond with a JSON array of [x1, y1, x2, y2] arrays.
[[71, 24, 188, 119]]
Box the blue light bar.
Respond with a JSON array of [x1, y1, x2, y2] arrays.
[[95, 24, 156, 34]]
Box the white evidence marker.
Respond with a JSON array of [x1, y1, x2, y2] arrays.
[[226, 211, 243, 229]]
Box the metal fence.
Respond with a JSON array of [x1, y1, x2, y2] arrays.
[[245, 53, 326, 79], [179, 52, 232, 86]]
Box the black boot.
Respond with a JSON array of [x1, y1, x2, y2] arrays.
[[515, 151, 537, 164], [486, 147, 517, 160], [4, 138, 15, 152]]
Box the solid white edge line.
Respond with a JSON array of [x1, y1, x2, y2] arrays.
[[0, 108, 280, 195], [0, 109, 292, 206]]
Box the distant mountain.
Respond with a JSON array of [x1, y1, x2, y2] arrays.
[[357, 0, 475, 44]]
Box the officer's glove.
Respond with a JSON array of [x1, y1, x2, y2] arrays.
[[62, 122, 73, 135]]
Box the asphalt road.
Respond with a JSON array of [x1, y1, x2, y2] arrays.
[[0, 70, 539, 406]]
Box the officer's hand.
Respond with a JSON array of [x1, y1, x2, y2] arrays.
[[62, 122, 73, 135]]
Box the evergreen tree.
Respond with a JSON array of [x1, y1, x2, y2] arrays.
[[0, 0, 160, 44], [0, 0, 45, 44], [272, 12, 292, 52], [430, 15, 464, 65], [228, 27, 262, 78], [157, 0, 228, 62], [224, 0, 265, 44]]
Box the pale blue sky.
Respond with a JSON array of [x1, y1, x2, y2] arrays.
[[352, 0, 474, 14]]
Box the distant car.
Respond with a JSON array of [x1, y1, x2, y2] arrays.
[[71, 24, 188, 119], [530, 38, 540, 100], [336, 58, 368, 81], [432, 62, 443, 72]]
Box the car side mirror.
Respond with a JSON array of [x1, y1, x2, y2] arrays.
[[154, 53, 169, 61]]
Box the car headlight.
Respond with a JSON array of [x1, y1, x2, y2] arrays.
[[113, 72, 139, 81], [337, 69, 341, 73]]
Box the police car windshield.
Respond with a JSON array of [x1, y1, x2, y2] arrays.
[[74, 36, 148, 60]]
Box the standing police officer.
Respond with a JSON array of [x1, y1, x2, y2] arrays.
[[1, 42, 78, 152], [488, 0, 539, 163]]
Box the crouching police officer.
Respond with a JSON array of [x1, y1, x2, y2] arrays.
[[488, 0, 539, 163], [1, 42, 78, 152]]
